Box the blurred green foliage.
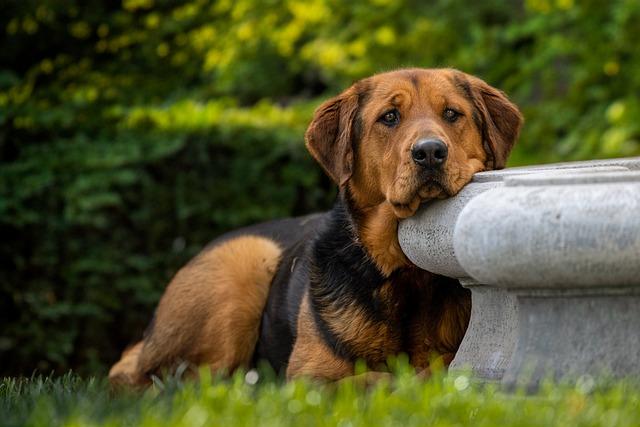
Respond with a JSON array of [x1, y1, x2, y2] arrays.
[[3, 369, 640, 427], [1, 0, 639, 376]]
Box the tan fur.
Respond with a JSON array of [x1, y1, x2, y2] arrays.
[[346, 69, 491, 220], [108, 341, 147, 387], [111, 236, 281, 385], [112, 68, 520, 386], [405, 276, 471, 370], [319, 298, 401, 365], [339, 69, 520, 275], [305, 90, 360, 186], [435, 296, 472, 353], [290, 69, 518, 380], [358, 203, 411, 276], [287, 295, 354, 380]]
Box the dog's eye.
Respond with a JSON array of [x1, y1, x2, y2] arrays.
[[378, 109, 400, 127], [443, 108, 462, 123]]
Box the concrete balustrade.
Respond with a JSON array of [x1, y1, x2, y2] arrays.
[[398, 157, 640, 387]]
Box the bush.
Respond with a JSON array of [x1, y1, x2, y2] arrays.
[[1, 0, 639, 376]]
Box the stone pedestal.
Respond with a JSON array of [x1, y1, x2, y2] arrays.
[[455, 170, 640, 386], [504, 290, 640, 387], [450, 280, 518, 380], [398, 156, 640, 386]]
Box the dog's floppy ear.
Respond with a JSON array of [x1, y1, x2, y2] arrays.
[[468, 76, 523, 169], [305, 87, 360, 186]]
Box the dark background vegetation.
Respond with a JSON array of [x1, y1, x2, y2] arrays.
[[1, 0, 639, 377]]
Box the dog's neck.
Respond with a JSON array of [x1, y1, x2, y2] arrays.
[[307, 194, 413, 323], [342, 190, 411, 276], [308, 197, 404, 362], [308, 195, 434, 364]]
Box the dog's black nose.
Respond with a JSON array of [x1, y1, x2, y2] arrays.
[[411, 139, 448, 168]]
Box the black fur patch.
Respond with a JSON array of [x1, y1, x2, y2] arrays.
[[251, 214, 326, 374], [308, 194, 390, 362]]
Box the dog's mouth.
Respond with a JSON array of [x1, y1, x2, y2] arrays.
[[418, 171, 452, 197], [389, 174, 451, 219]]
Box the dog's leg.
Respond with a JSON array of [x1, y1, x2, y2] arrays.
[[109, 235, 282, 385], [286, 295, 354, 381], [108, 341, 149, 387]]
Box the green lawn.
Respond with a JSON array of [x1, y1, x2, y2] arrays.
[[2, 364, 639, 427]]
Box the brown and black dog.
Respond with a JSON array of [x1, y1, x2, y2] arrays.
[[109, 68, 522, 386]]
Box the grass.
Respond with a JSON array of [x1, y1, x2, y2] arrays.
[[2, 362, 639, 427]]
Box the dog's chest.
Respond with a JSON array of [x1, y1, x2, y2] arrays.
[[341, 269, 434, 364], [382, 269, 465, 369]]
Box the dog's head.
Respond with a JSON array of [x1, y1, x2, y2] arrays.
[[305, 68, 523, 218]]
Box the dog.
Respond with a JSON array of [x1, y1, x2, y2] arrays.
[[109, 68, 523, 386]]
